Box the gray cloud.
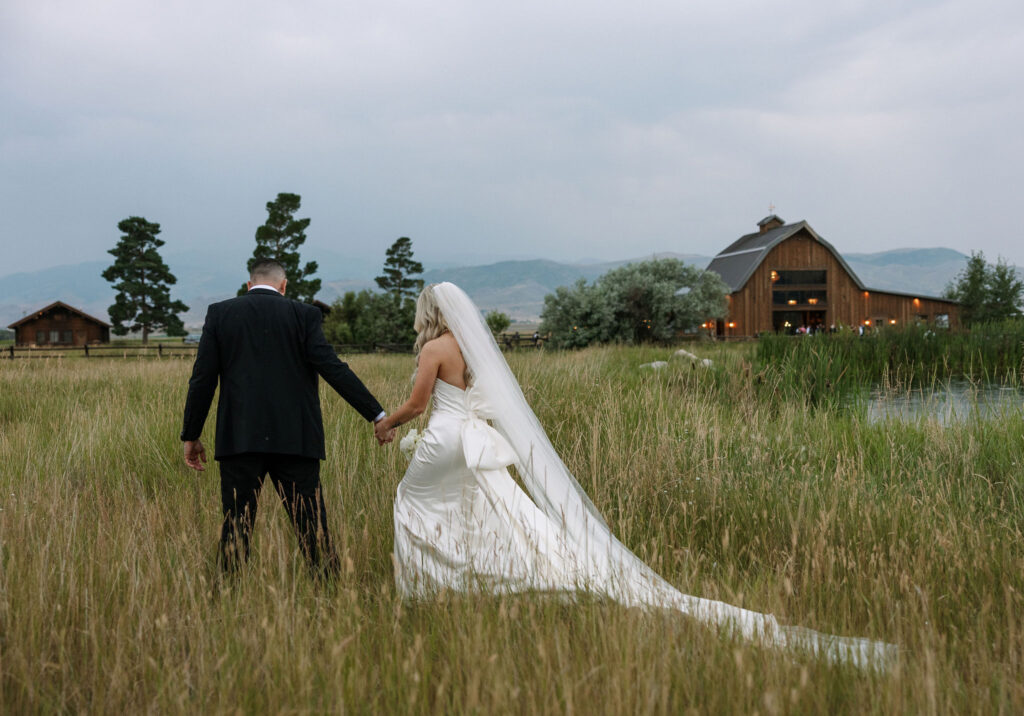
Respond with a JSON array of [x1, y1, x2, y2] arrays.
[[2, 0, 1022, 276]]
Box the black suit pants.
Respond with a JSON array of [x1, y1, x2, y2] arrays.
[[218, 453, 339, 578]]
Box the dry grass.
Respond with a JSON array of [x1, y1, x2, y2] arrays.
[[0, 346, 1022, 714]]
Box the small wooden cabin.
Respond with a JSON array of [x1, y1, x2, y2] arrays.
[[7, 301, 111, 346], [705, 216, 959, 337]]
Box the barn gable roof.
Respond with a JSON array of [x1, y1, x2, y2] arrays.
[[707, 219, 868, 293], [7, 301, 111, 329], [707, 219, 960, 304]]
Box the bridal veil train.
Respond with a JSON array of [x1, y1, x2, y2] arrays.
[[392, 282, 897, 669]]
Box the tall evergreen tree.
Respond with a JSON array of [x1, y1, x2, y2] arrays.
[[238, 192, 321, 302], [102, 216, 188, 343], [323, 238, 425, 346], [375, 237, 424, 302]]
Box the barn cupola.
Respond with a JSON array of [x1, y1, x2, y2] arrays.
[[757, 214, 785, 234]]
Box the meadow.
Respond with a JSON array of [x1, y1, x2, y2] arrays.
[[1, 344, 1022, 713]]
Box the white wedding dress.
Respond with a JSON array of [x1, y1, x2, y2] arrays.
[[393, 283, 896, 669]]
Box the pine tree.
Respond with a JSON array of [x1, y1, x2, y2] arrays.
[[375, 237, 424, 302], [238, 193, 321, 302], [102, 216, 188, 343]]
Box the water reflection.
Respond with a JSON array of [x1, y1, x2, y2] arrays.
[[856, 380, 1024, 425]]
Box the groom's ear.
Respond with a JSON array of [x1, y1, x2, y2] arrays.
[[246, 280, 254, 291], [279, 279, 288, 296]]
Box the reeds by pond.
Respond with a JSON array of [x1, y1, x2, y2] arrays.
[[0, 348, 1021, 713], [755, 320, 1024, 406]]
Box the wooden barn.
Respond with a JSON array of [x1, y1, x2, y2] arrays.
[[7, 301, 111, 346], [705, 216, 959, 337]]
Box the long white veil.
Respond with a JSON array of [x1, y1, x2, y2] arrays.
[[432, 282, 896, 669]]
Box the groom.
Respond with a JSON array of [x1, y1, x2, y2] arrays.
[[181, 258, 392, 579]]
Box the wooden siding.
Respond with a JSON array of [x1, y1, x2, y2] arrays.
[[14, 309, 109, 346], [721, 228, 959, 336]]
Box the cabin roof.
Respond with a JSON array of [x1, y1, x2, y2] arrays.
[[706, 219, 958, 305], [7, 301, 111, 329]]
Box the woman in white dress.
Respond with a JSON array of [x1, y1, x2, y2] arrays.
[[373, 282, 895, 668]]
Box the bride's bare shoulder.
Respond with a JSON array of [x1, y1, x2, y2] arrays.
[[423, 332, 459, 351]]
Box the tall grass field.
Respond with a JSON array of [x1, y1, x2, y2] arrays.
[[1, 345, 1022, 713]]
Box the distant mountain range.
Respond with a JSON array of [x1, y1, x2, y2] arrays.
[[0, 246, 991, 329]]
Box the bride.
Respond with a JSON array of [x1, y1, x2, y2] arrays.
[[373, 282, 896, 668]]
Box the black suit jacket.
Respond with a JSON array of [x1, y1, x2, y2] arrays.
[[181, 288, 384, 460]]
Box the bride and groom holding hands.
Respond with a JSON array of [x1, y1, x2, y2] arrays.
[[181, 259, 895, 668]]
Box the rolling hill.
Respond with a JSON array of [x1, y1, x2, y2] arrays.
[[0, 247, 988, 329]]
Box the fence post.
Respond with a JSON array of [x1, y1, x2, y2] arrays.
[[84, 343, 89, 358], [158, 343, 163, 357], [7, 345, 12, 359]]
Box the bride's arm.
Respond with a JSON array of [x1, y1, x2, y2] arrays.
[[376, 343, 442, 433]]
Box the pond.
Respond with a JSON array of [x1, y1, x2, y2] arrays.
[[855, 380, 1024, 425]]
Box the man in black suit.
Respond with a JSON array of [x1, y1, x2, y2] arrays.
[[181, 259, 392, 578]]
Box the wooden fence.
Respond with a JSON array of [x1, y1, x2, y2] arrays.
[[2, 332, 548, 360], [1, 343, 200, 359], [0, 343, 416, 359], [496, 332, 547, 350]]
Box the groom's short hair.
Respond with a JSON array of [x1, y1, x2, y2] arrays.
[[250, 259, 286, 283]]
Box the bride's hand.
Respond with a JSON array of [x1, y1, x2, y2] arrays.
[[374, 418, 396, 445]]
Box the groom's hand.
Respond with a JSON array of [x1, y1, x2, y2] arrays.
[[374, 418, 396, 445], [183, 439, 208, 471]]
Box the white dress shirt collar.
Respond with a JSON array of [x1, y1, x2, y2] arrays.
[[249, 284, 283, 294]]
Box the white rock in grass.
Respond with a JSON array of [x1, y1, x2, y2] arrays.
[[672, 348, 712, 367], [640, 361, 668, 370]]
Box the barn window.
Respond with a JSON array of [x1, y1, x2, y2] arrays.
[[772, 289, 827, 306], [36, 330, 46, 344], [773, 270, 826, 286], [935, 314, 949, 328], [50, 330, 60, 343], [62, 331, 73, 343]]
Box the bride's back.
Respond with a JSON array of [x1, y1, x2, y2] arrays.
[[428, 332, 469, 390]]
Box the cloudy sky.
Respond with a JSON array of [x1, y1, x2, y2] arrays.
[[2, 0, 1022, 277]]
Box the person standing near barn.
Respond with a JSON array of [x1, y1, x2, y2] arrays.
[[180, 258, 392, 579]]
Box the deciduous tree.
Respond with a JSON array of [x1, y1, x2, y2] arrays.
[[485, 311, 512, 335], [945, 251, 1024, 326], [540, 259, 728, 349]]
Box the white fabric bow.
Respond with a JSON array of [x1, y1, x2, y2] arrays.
[[461, 386, 516, 471]]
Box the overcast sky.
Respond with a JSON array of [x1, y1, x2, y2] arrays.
[[2, 0, 1022, 276]]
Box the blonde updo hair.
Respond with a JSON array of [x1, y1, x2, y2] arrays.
[[413, 284, 448, 354]]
